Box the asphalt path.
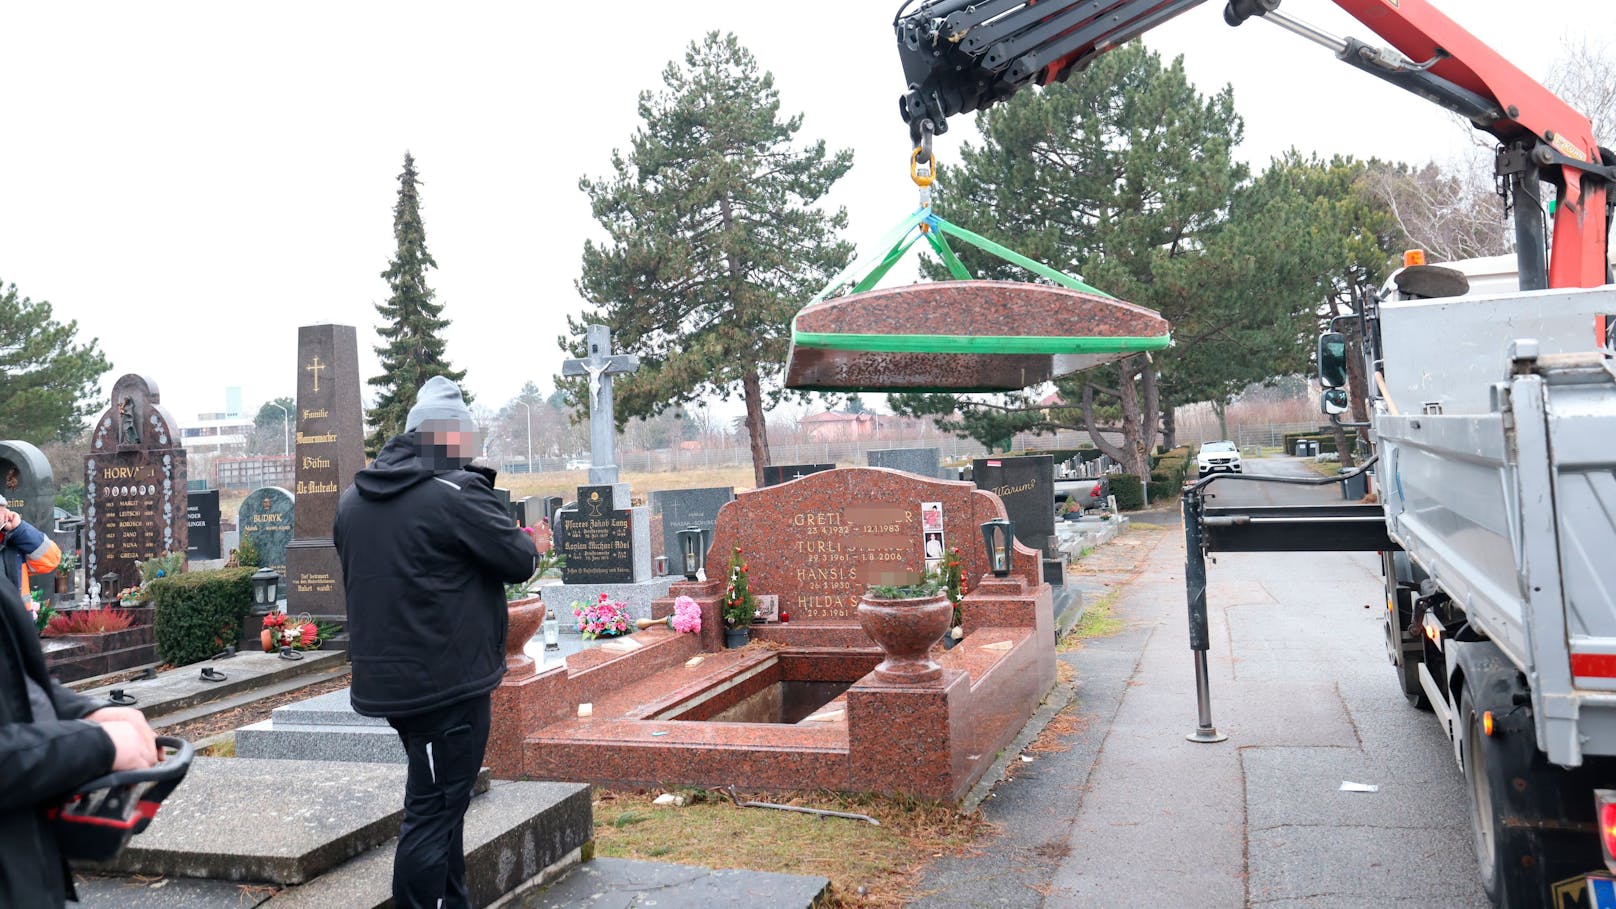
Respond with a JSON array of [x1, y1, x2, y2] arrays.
[[914, 457, 1487, 908]]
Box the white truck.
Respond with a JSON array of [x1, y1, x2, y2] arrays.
[[1319, 255, 1616, 906]]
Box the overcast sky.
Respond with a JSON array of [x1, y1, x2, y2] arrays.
[[2, 1, 1610, 428]]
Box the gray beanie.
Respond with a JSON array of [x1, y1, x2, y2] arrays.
[[406, 376, 475, 433]]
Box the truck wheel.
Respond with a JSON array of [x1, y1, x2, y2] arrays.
[[1461, 688, 1535, 908], [1382, 554, 1429, 710]]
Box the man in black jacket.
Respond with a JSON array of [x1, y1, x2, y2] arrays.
[[334, 376, 536, 909], [0, 573, 158, 905]]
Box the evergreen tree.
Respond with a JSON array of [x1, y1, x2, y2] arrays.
[[367, 152, 467, 454], [571, 32, 853, 487], [0, 280, 111, 443]]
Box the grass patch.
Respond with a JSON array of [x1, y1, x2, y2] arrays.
[[1059, 591, 1122, 650], [1299, 459, 1344, 478], [591, 787, 990, 907]]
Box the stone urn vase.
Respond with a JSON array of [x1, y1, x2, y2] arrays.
[[856, 592, 952, 684], [505, 594, 548, 675]]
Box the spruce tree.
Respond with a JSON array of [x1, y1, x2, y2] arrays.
[[571, 32, 853, 487], [0, 280, 111, 443], [367, 152, 467, 454]]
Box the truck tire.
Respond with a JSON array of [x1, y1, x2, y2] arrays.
[[1382, 552, 1429, 709], [1460, 687, 1532, 907]]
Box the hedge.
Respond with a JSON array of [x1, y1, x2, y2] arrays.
[[151, 567, 255, 666], [1111, 474, 1144, 511]]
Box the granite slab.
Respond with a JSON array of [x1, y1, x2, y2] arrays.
[[77, 650, 345, 719]]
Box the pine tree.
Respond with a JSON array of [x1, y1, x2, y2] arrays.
[[0, 280, 111, 443], [367, 152, 467, 454], [721, 545, 754, 628], [571, 32, 853, 487]]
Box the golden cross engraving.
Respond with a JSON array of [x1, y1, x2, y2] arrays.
[[305, 356, 326, 393]]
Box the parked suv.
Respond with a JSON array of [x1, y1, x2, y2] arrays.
[[1197, 440, 1243, 476]]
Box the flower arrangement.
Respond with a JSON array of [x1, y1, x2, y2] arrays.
[[573, 593, 631, 639], [721, 546, 755, 629], [671, 595, 702, 634], [56, 549, 80, 577], [865, 566, 946, 601], [262, 612, 321, 651], [943, 547, 968, 640], [32, 599, 57, 634], [44, 607, 134, 637]]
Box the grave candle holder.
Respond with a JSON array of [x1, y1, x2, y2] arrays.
[[100, 572, 120, 603], [251, 568, 282, 615], [677, 526, 705, 580], [542, 615, 561, 651], [980, 519, 1015, 577]]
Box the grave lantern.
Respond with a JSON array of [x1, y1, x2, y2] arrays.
[[100, 572, 120, 603], [542, 614, 561, 651], [980, 519, 1015, 577], [251, 567, 282, 613], [677, 526, 705, 580]]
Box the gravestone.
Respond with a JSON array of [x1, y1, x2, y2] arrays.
[[649, 487, 734, 570], [867, 447, 942, 479], [559, 486, 633, 584], [0, 439, 55, 532], [545, 325, 673, 622], [704, 467, 1041, 623], [84, 375, 188, 590], [185, 490, 221, 561], [237, 486, 295, 570], [971, 455, 1056, 557], [763, 463, 835, 487], [284, 325, 366, 620]]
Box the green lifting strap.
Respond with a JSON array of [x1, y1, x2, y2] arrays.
[[806, 207, 1112, 305]]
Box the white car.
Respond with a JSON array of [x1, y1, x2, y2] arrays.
[[1197, 440, 1243, 476]]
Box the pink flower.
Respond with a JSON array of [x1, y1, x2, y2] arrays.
[[672, 596, 701, 634]]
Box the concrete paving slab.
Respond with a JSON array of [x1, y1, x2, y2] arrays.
[[76, 875, 275, 908], [100, 758, 411, 885], [1240, 746, 1472, 834], [1245, 823, 1482, 906], [516, 857, 829, 909], [266, 781, 592, 909], [235, 719, 406, 763]]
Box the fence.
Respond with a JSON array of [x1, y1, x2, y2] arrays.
[[213, 455, 295, 490]]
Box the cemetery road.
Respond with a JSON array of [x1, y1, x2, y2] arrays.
[[914, 456, 1487, 907]]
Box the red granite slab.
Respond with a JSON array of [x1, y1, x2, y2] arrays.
[[795, 281, 1167, 338], [786, 281, 1170, 391]]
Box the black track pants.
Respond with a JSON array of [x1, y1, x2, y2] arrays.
[[386, 694, 491, 909]]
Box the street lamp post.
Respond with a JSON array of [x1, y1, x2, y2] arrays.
[[517, 400, 534, 474], [267, 401, 291, 457]]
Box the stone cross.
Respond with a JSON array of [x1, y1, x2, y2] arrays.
[[560, 324, 639, 486]]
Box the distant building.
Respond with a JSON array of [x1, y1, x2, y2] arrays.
[[180, 414, 255, 453], [799, 410, 934, 443]]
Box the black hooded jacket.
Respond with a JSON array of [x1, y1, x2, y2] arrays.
[[0, 580, 116, 906], [333, 434, 536, 718]]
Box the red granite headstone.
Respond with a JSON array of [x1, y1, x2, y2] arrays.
[[704, 467, 1039, 624]]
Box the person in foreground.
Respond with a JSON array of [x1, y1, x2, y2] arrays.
[[0, 576, 158, 905], [334, 376, 537, 909]]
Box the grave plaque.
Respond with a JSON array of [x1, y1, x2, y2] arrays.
[[972, 455, 1056, 557], [0, 439, 55, 532], [84, 374, 188, 590], [284, 325, 366, 619], [237, 486, 295, 570], [649, 487, 734, 568], [867, 447, 942, 479], [763, 464, 835, 487], [559, 485, 633, 584], [185, 491, 222, 561]]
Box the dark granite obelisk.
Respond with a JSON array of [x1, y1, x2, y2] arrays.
[[83, 375, 188, 590], [284, 325, 365, 621]]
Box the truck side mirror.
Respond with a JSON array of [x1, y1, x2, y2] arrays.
[[1317, 332, 1348, 389], [1321, 388, 1349, 416]]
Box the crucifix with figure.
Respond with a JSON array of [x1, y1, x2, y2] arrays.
[[561, 324, 639, 487]]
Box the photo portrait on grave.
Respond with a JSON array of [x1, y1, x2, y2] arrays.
[[0, 575, 161, 907], [333, 375, 536, 909]]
